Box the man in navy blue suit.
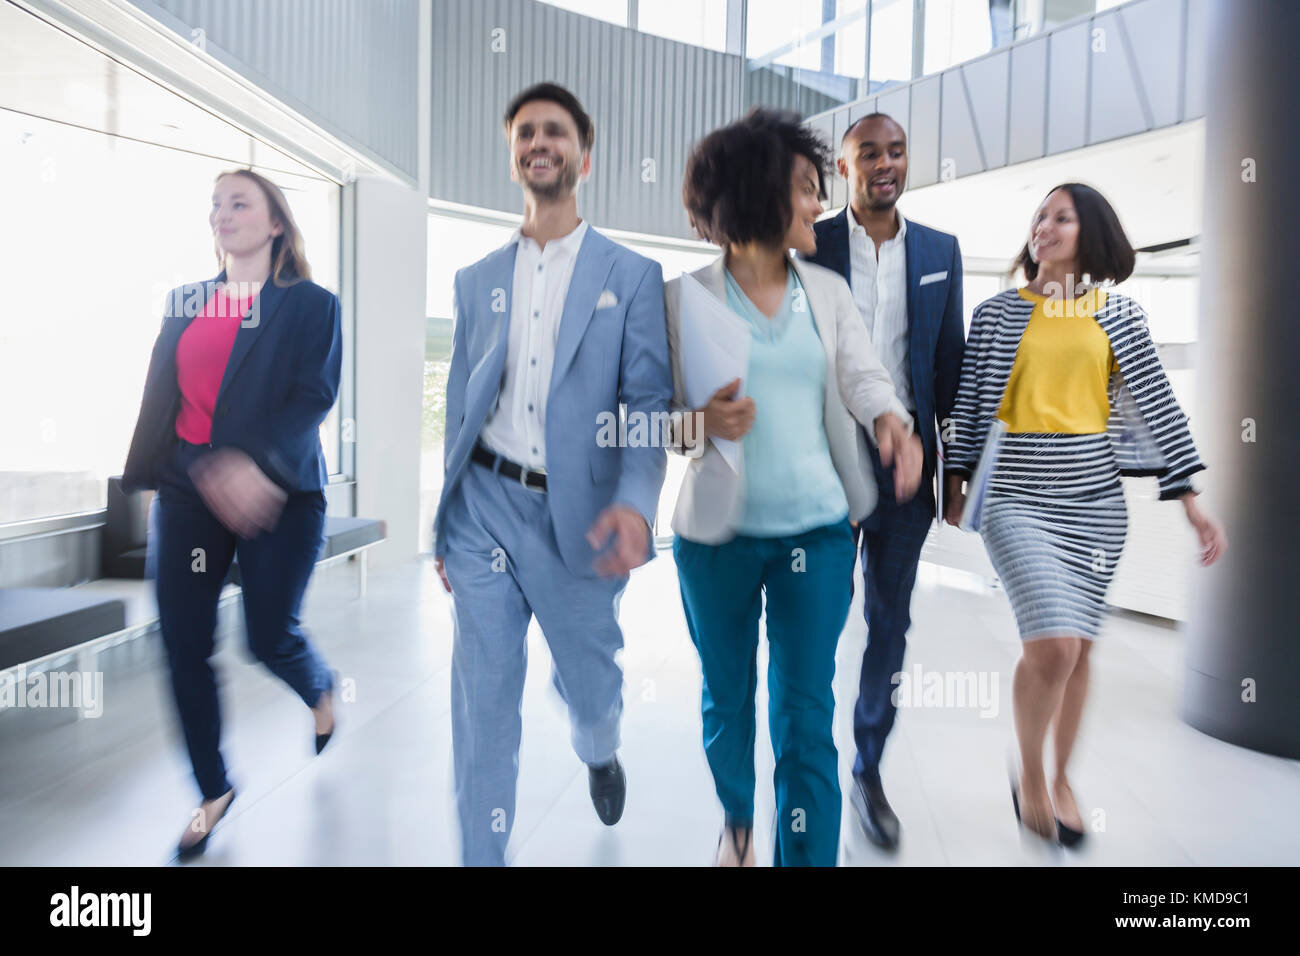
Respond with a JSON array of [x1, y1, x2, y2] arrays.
[[804, 113, 966, 851]]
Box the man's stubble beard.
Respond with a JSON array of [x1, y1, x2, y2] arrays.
[[855, 184, 900, 214], [520, 158, 581, 201]]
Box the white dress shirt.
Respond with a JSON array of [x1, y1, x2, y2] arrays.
[[479, 219, 589, 472], [847, 207, 913, 413]]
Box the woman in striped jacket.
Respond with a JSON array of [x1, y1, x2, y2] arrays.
[[943, 183, 1227, 847]]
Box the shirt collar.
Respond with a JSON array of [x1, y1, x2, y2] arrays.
[[511, 219, 589, 256], [847, 206, 906, 242]]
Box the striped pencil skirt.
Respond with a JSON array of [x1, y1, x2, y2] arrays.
[[981, 433, 1128, 641]]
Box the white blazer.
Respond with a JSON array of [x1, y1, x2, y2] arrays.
[[664, 254, 912, 545]]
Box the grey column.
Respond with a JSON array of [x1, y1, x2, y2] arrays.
[[1181, 0, 1300, 758]]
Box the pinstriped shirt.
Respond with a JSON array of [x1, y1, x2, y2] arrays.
[[847, 207, 913, 413]]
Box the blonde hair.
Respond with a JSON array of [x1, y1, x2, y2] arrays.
[[213, 168, 312, 286]]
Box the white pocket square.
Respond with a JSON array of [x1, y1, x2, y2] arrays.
[[919, 271, 948, 286], [595, 289, 619, 309]]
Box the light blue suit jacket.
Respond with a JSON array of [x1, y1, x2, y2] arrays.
[[433, 227, 673, 578]]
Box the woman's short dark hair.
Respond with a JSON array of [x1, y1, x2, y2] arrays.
[[682, 108, 832, 247], [503, 82, 595, 151], [1014, 182, 1136, 285]]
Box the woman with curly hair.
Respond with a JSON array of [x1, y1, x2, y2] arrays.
[[665, 109, 923, 866]]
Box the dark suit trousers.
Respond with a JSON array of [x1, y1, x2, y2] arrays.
[[154, 439, 333, 799], [851, 440, 935, 782]]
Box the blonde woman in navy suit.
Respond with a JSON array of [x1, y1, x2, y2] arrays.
[[123, 169, 341, 860]]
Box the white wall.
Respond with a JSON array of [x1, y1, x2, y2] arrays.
[[353, 174, 428, 567]]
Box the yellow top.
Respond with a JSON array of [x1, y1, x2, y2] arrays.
[[997, 288, 1116, 434]]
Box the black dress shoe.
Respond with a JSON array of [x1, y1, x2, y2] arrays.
[[588, 757, 626, 826], [176, 788, 236, 862], [849, 774, 900, 851]]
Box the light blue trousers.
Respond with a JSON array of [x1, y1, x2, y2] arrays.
[[442, 461, 627, 866]]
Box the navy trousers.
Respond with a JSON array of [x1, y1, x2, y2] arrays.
[[154, 440, 334, 800], [851, 441, 935, 782]]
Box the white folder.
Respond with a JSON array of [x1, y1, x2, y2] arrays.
[[959, 419, 1008, 533], [678, 273, 751, 473]]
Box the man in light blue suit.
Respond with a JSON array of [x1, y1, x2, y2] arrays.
[[432, 83, 673, 866]]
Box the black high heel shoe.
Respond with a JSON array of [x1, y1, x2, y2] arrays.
[[1056, 818, 1086, 848], [176, 788, 236, 862], [314, 676, 338, 755], [1009, 771, 1058, 846], [715, 822, 754, 866]]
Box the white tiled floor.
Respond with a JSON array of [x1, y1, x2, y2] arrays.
[[1, 550, 1296, 866]]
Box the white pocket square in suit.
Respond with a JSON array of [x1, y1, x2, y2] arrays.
[[919, 271, 948, 286], [595, 289, 619, 309]]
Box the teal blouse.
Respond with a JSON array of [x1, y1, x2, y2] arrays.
[[724, 265, 849, 537]]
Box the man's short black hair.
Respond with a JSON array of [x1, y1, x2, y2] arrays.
[[1014, 182, 1136, 284], [682, 108, 832, 247], [841, 111, 906, 148], [503, 82, 595, 151]]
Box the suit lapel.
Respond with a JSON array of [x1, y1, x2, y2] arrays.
[[550, 229, 615, 393], [161, 274, 223, 352], [903, 219, 927, 416], [829, 209, 851, 287], [216, 277, 290, 407], [696, 254, 728, 301], [789, 256, 837, 360], [478, 243, 517, 384]]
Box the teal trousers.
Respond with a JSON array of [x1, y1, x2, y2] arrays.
[[674, 519, 854, 867]]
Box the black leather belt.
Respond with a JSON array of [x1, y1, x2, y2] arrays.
[[471, 443, 547, 491]]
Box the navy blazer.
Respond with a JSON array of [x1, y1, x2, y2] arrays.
[[122, 272, 342, 495], [804, 209, 965, 474]]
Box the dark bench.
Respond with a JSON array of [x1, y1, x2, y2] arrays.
[[0, 483, 386, 696], [100, 478, 152, 579], [227, 516, 387, 596], [101, 476, 387, 596], [0, 588, 127, 671]]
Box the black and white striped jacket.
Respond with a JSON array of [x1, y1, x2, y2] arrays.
[[944, 289, 1204, 500]]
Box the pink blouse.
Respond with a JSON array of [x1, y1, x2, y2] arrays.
[[174, 287, 255, 444]]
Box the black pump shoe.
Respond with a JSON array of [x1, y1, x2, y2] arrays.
[[1056, 817, 1086, 848], [1009, 771, 1059, 847], [314, 677, 338, 755], [177, 788, 236, 862]]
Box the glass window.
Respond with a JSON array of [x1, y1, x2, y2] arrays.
[[537, 0, 629, 27], [637, 0, 727, 51], [745, 0, 869, 115], [747, 0, 826, 71], [0, 9, 341, 526], [922, 0, 995, 74], [869, 0, 914, 89]]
